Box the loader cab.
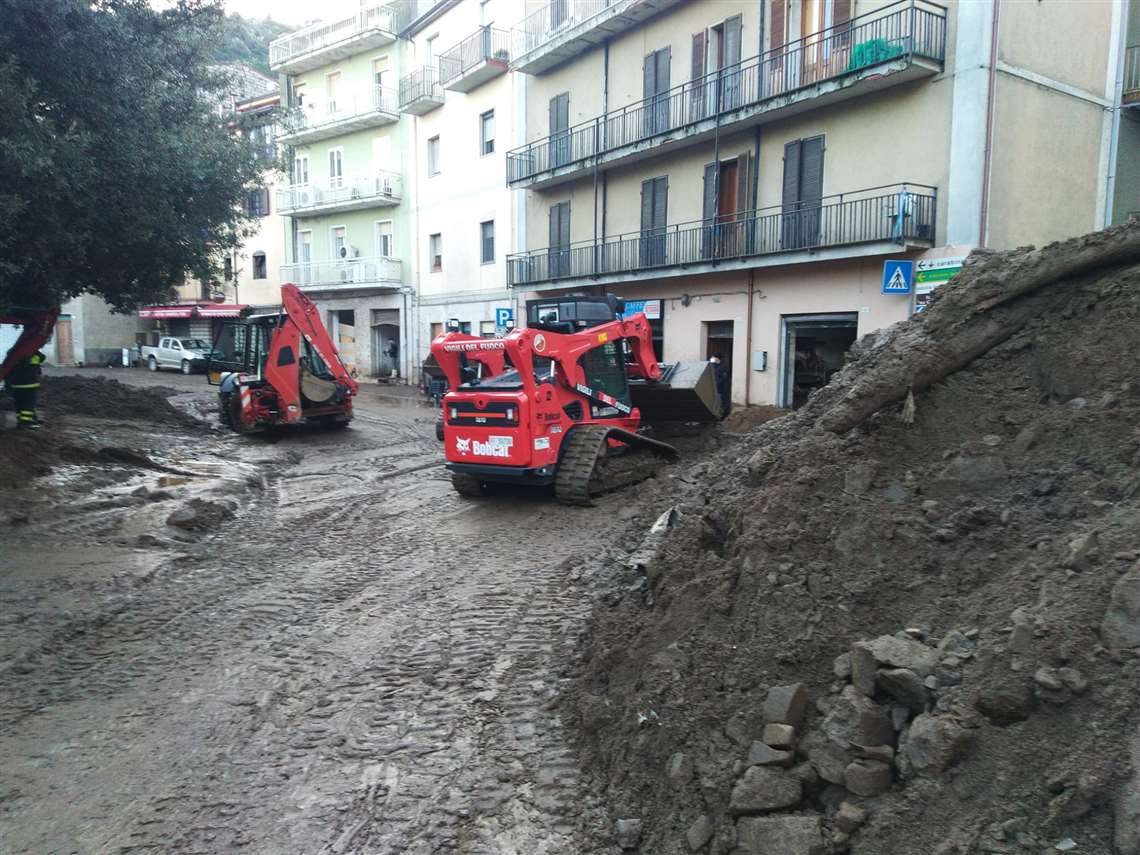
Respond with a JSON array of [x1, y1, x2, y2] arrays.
[[207, 316, 274, 384], [525, 295, 624, 332]]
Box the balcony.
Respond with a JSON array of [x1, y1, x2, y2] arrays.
[[282, 256, 403, 291], [507, 183, 936, 289], [507, 0, 946, 190], [276, 172, 403, 216], [439, 27, 511, 93], [399, 67, 445, 114], [269, 4, 406, 74], [512, 0, 686, 75], [1125, 45, 1140, 105], [278, 88, 399, 144]]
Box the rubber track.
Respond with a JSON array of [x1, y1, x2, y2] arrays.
[[553, 425, 608, 506]]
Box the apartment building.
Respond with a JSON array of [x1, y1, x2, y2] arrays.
[[271, 5, 413, 379], [400, 0, 523, 358], [505, 0, 1135, 408]]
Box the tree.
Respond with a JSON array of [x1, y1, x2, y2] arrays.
[[0, 0, 264, 312], [213, 14, 290, 76]]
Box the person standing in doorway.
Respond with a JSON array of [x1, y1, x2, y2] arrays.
[[6, 350, 45, 429], [709, 355, 730, 417]]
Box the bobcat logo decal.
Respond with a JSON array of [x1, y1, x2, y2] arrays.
[[455, 437, 471, 456]]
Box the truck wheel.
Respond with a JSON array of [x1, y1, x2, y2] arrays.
[[148, 356, 158, 372], [435, 418, 445, 441], [181, 359, 192, 375]]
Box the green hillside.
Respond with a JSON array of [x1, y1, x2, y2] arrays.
[[213, 14, 291, 76]]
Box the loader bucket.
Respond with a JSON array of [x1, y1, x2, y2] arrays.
[[630, 361, 723, 423]]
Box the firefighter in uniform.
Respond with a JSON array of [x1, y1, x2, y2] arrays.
[[6, 351, 44, 429]]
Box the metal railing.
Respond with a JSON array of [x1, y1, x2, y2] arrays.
[[269, 4, 405, 67], [507, 0, 946, 183], [1125, 45, 1140, 100], [439, 27, 511, 85], [280, 87, 399, 137], [276, 171, 403, 213], [281, 256, 403, 288], [399, 66, 443, 106], [513, 0, 615, 59], [506, 184, 935, 286]]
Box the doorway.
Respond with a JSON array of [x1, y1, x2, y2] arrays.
[[54, 317, 75, 364], [780, 313, 858, 408], [329, 309, 357, 376], [704, 319, 734, 413], [371, 308, 400, 378]]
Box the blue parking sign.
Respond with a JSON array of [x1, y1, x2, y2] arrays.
[[882, 260, 913, 294], [495, 307, 513, 327]]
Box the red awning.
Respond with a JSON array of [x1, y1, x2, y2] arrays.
[[139, 305, 195, 319], [196, 304, 248, 318]]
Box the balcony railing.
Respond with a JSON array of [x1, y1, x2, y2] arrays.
[[280, 87, 398, 140], [513, 0, 618, 62], [1125, 45, 1140, 103], [276, 172, 403, 214], [507, 184, 936, 287], [399, 66, 444, 110], [439, 27, 511, 89], [507, 0, 945, 184], [270, 5, 405, 69], [282, 256, 403, 289]]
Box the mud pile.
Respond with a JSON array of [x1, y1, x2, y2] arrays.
[[573, 224, 1140, 855]]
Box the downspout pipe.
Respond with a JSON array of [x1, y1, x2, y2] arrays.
[[978, 0, 1000, 248], [596, 41, 609, 295], [1106, 0, 1130, 226]]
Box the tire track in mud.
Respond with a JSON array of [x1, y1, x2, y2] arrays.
[[0, 403, 614, 855]]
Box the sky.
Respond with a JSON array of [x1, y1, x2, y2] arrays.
[[223, 0, 342, 25]]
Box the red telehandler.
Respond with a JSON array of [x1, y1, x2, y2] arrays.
[[207, 283, 358, 432], [430, 295, 723, 505]]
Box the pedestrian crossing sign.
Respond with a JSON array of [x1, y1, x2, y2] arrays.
[[882, 259, 914, 294]]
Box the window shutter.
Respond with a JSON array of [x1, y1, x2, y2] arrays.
[[782, 140, 802, 208], [549, 203, 559, 248], [640, 179, 654, 232], [643, 54, 655, 99], [770, 0, 786, 51], [703, 163, 718, 222], [657, 47, 671, 93], [833, 0, 852, 26], [725, 15, 742, 66], [691, 31, 706, 80], [654, 176, 668, 230], [800, 136, 824, 206], [560, 201, 571, 247], [736, 151, 752, 214], [261, 188, 270, 215]]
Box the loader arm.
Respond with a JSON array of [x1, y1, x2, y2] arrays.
[[0, 308, 59, 381], [430, 333, 507, 389], [264, 284, 359, 423]]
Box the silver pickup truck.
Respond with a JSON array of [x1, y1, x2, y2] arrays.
[[140, 336, 214, 374]]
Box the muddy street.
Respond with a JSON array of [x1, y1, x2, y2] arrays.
[[0, 369, 667, 854]]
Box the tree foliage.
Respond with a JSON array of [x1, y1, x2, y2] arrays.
[[0, 0, 264, 312], [213, 14, 290, 76]]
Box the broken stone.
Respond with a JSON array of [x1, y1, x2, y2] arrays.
[[1035, 668, 1074, 704], [763, 683, 810, 728], [1064, 531, 1100, 571], [728, 766, 802, 815], [834, 652, 853, 680], [855, 744, 895, 765], [845, 759, 892, 797], [938, 630, 977, 660], [850, 644, 879, 696], [165, 498, 235, 531], [801, 731, 850, 785], [130, 485, 150, 497], [615, 818, 642, 850], [1102, 565, 1140, 649], [747, 741, 794, 767], [686, 815, 714, 852], [928, 455, 1010, 499], [763, 723, 796, 749], [854, 635, 939, 679], [788, 761, 819, 790], [735, 815, 822, 855], [821, 686, 894, 749], [667, 752, 694, 788], [1056, 667, 1088, 695], [891, 704, 912, 731], [836, 802, 868, 834], [976, 680, 1035, 724], [903, 714, 973, 776], [844, 463, 877, 495], [877, 668, 927, 712]]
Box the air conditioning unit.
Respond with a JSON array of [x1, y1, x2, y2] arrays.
[[339, 245, 360, 259]]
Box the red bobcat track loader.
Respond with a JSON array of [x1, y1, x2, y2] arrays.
[[430, 296, 722, 505], [207, 283, 358, 432]]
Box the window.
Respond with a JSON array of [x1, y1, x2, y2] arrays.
[[426, 34, 438, 63], [326, 71, 341, 114], [549, 93, 569, 167], [293, 82, 306, 109], [223, 256, 233, 281], [480, 220, 495, 264], [252, 252, 267, 280], [640, 176, 668, 266], [375, 220, 393, 257], [293, 154, 309, 185], [373, 57, 389, 90], [331, 226, 347, 260], [428, 136, 441, 175], [480, 320, 496, 337], [430, 233, 442, 272], [480, 110, 495, 155], [643, 47, 671, 136], [328, 148, 344, 188], [548, 200, 570, 277], [246, 188, 270, 217]]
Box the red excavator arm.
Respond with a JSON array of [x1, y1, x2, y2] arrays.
[[264, 284, 359, 423], [0, 308, 60, 382]]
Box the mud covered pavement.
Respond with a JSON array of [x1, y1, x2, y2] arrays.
[[0, 369, 676, 854]]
